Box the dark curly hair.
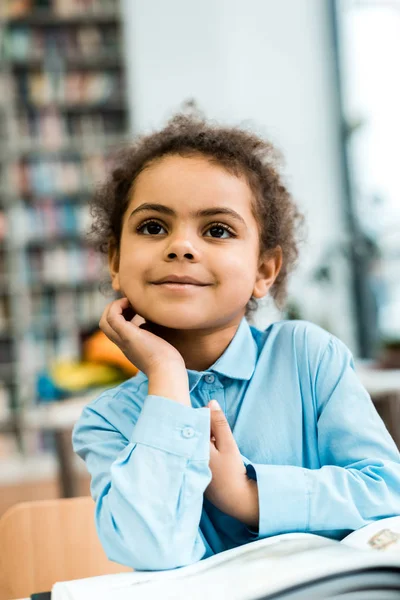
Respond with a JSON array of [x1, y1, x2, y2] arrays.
[[89, 107, 305, 320]]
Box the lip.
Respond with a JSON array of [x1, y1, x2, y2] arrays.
[[154, 282, 208, 292], [152, 275, 210, 286]]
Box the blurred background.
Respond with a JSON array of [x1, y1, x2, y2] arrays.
[[0, 0, 399, 516]]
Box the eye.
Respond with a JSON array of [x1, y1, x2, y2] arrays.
[[205, 223, 236, 239], [136, 219, 167, 235], [135, 219, 236, 239]]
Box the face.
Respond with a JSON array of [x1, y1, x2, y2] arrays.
[[109, 154, 281, 330]]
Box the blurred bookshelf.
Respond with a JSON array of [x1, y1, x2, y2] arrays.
[[0, 0, 129, 479]]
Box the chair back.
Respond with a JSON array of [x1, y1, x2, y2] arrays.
[[0, 496, 130, 600]]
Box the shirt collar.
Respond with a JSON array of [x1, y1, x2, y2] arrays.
[[187, 317, 257, 392]]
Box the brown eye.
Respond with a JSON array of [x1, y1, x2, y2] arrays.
[[137, 220, 166, 235], [205, 223, 236, 239]]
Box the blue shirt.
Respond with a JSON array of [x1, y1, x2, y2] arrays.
[[72, 318, 400, 570]]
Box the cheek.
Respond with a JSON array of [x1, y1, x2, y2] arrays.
[[118, 237, 147, 273], [116, 246, 142, 291], [222, 252, 257, 287]]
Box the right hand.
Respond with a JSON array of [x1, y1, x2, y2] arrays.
[[99, 297, 185, 377]]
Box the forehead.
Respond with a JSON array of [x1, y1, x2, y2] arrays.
[[127, 154, 255, 216]]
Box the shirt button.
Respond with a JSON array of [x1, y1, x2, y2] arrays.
[[205, 374, 215, 384], [182, 427, 195, 439]]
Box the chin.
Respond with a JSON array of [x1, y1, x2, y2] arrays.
[[142, 308, 211, 330]]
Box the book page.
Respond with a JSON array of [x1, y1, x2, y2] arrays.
[[52, 533, 400, 600], [52, 534, 318, 599], [343, 516, 400, 552]]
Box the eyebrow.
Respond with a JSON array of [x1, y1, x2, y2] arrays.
[[128, 203, 247, 226]]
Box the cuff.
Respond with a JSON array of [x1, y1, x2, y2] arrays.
[[131, 395, 210, 460], [246, 463, 310, 537]]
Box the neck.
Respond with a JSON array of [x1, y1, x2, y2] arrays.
[[149, 316, 244, 372]]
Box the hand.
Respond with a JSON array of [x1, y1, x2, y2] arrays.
[[99, 297, 185, 377], [205, 400, 259, 528]]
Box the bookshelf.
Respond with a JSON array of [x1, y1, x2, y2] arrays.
[[0, 0, 129, 461]]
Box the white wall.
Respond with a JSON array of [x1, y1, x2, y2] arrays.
[[121, 0, 357, 351]]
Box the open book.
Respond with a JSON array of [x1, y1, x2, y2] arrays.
[[52, 516, 400, 600]]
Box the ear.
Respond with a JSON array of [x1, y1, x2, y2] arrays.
[[108, 240, 121, 292], [252, 246, 283, 300]]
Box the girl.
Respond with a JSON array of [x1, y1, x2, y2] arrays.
[[72, 111, 400, 571]]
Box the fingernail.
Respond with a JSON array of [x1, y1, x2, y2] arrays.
[[209, 400, 221, 411]]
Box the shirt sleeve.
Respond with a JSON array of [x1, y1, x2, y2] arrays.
[[244, 335, 400, 539], [72, 393, 213, 570]]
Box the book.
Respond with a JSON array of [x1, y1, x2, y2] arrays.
[[50, 516, 400, 600]]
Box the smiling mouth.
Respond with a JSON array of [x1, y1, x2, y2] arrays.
[[154, 282, 207, 285], [152, 282, 210, 290]]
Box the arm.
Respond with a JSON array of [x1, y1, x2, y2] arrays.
[[244, 336, 400, 539], [73, 366, 213, 571]]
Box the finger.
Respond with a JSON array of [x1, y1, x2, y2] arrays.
[[103, 297, 129, 330], [99, 300, 114, 329], [121, 304, 136, 321], [99, 300, 144, 352], [121, 303, 147, 328], [209, 440, 218, 462], [132, 314, 146, 327], [107, 298, 143, 338], [104, 299, 129, 338], [99, 302, 121, 345], [208, 400, 235, 452], [99, 318, 122, 347]]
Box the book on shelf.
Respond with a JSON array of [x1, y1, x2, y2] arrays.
[[47, 516, 400, 600], [27, 288, 108, 325], [0, 0, 128, 419], [8, 201, 91, 241], [1, 0, 119, 20], [10, 154, 111, 195], [13, 111, 126, 148], [13, 71, 123, 106], [3, 23, 120, 62], [16, 243, 103, 284]]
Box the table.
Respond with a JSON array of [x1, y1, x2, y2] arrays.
[[356, 361, 400, 398], [20, 389, 104, 497], [356, 361, 400, 447]]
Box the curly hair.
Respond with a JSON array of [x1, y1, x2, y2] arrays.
[[89, 107, 305, 320]]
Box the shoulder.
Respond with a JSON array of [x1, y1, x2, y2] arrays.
[[75, 372, 148, 439], [253, 319, 351, 372], [268, 318, 329, 341], [255, 319, 331, 353]]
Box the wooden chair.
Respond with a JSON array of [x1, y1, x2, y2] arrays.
[[0, 496, 131, 600]]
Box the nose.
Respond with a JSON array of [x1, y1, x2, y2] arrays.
[[163, 231, 200, 262]]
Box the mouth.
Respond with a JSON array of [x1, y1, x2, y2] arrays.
[[151, 282, 210, 291], [152, 275, 211, 286], [153, 281, 209, 295]]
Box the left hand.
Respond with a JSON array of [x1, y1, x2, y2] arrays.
[[205, 400, 259, 527]]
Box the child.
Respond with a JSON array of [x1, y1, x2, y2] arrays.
[[72, 111, 400, 571]]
